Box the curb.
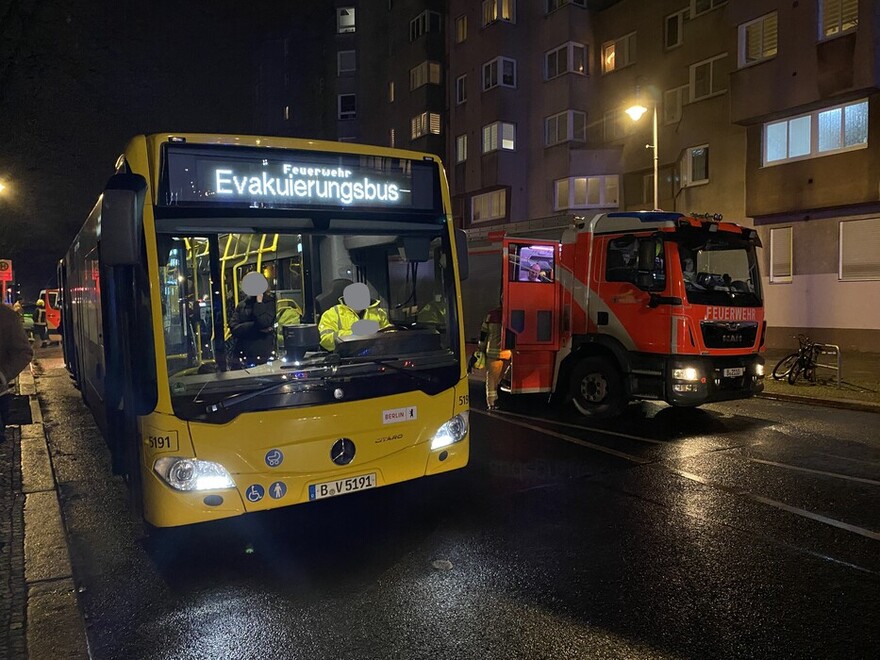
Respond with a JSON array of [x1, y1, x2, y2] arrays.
[[756, 391, 880, 414], [17, 369, 90, 660]]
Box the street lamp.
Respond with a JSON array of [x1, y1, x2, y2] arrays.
[[625, 101, 659, 210]]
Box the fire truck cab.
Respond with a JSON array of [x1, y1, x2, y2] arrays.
[[500, 211, 765, 417]]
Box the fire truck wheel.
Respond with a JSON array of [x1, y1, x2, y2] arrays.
[[570, 357, 624, 418]]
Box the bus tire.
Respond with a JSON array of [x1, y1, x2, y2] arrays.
[[570, 356, 625, 418]]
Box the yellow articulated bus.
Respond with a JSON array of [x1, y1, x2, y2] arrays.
[[60, 134, 470, 529]]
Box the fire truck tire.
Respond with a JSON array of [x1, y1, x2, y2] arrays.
[[570, 357, 625, 418]]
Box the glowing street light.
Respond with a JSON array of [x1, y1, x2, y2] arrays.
[[626, 100, 659, 210]]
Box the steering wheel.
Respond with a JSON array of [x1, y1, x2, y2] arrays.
[[378, 322, 410, 333]]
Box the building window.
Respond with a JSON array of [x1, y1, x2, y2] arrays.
[[337, 7, 356, 33], [338, 50, 356, 75], [410, 10, 442, 41], [603, 110, 629, 142], [690, 0, 726, 18], [338, 94, 356, 120], [482, 0, 515, 27], [769, 226, 793, 283], [388, 82, 395, 103], [456, 134, 468, 163], [545, 42, 587, 80], [546, 0, 586, 13], [545, 110, 586, 146], [602, 32, 636, 74], [820, 0, 859, 40], [455, 14, 467, 43], [680, 145, 709, 187], [482, 57, 516, 91], [840, 217, 880, 280], [456, 74, 467, 104], [764, 98, 868, 165], [472, 189, 506, 223], [411, 112, 441, 139], [739, 13, 778, 67], [689, 53, 727, 102], [482, 121, 515, 153], [664, 85, 687, 124], [410, 61, 442, 90], [555, 175, 619, 210], [665, 9, 688, 49]]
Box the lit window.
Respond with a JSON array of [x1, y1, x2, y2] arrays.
[[820, 0, 859, 40], [840, 217, 880, 280], [455, 14, 467, 43], [739, 13, 778, 67], [689, 53, 727, 102], [411, 112, 441, 139], [664, 85, 687, 124], [769, 226, 793, 283], [482, 121, 515, 153], [482, 57, 517, 91], [337, 50, 356, 75], [665, 9, 688, 49], [411, 10, 442, 41], [456, 74, 467, 104], [690, 0, 726, 18], [679, 145, 709, 187], [545, 110, 586, 146], [337, 7, 356, 33], [554, 175, 619, 210], [481, 0, 515, 27], [338, 94, 356, 120], [456, 134, 468, 163], [602, 32, 636, 73], [472, 189, 506, 223], [764, 99, 868, 165], [410, 61, 442, 90], [545, 42, 587, 80], [546, 0, 586, 12]]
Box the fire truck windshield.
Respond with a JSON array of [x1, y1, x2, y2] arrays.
[[677, 235, 762, 308]]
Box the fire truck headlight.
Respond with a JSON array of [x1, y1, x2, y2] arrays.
[[754, 363, 765, 377], [672, 367, 700, 382], [431, 412, 469, 450], [154, 457, 236, 491]]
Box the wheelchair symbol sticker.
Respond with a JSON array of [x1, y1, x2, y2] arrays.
[[269, 481, 287, 499], [265, 449, 284, 467], [246, 484, 265, 503]]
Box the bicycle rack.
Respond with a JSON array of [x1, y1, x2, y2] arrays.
[[813, 343, 842, 388]]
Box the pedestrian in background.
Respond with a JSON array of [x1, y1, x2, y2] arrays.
[[478, 305, 511, 410], [1, 302, 34, 441], [34, 298, 50, 347]]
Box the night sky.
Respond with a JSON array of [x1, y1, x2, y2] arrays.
[[1, 0, 280, 299]]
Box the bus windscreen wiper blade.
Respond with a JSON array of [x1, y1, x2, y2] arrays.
[[206, 378, 307, 414]]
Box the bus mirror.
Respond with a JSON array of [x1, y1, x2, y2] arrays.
[[101, 173, 147, 266], [455, 228, 469, 281]]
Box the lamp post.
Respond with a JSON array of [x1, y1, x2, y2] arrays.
[[625, 102, 659, 210]]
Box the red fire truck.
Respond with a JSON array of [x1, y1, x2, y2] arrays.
[[483, 211, 765, 417], [39, 288, 62, 334]]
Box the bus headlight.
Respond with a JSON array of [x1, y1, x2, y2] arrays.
[[672, 367, 700, 382], [431, 412, 469, 451], [154, 457, 236, 491]]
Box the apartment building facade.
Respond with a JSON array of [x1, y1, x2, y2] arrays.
[[253, 0, 880, 351]]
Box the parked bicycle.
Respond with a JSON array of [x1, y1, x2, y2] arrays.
[[772, 334, 822, 384]]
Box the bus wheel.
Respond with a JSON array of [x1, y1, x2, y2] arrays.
[[570, 357, 625, 418]]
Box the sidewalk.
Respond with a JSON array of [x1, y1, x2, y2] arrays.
[[1, 365, 89, 660]]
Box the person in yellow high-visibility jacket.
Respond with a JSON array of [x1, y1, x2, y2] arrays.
[[478, 306, 511, 410], [318, 282, 391, 351]]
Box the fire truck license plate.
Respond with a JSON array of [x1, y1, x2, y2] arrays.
[[723, 367, 745, 377], [308, 473, 376, 501]]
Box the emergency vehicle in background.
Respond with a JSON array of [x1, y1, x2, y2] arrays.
[[467, 211, 765, 417], [39, 288, 61, 333]]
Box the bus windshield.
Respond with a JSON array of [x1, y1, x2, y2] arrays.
[[157, 225, 459, 419], [677, 233, 762, 308]]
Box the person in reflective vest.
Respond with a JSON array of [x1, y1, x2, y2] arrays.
[[318, 282, 390, 351], [478, 306, 511, 410]]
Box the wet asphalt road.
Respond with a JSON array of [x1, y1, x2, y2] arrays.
[[32, 347, 880, 659]]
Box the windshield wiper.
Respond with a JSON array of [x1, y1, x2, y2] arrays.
[[341, 356, 447, 386]]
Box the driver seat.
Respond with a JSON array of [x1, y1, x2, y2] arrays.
[[314, 278, 353, 318]]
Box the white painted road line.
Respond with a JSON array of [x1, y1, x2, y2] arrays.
[[747, 457, 880, 486], [489, 409, 665, 445]]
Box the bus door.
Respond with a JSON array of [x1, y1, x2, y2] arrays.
[[502, 239, 561, 393]]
